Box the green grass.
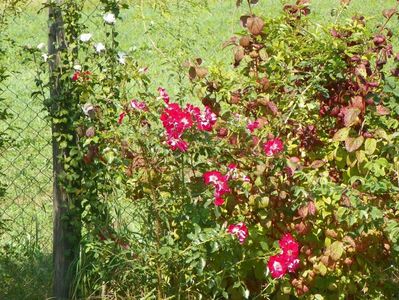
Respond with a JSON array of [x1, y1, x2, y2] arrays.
[[0, 0, 397, 298]]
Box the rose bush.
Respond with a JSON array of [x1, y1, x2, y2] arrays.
[[188, 0, 399, 297], [35, 0, 399, 298]]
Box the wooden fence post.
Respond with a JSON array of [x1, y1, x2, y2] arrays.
[[48, 1, 76, 299]]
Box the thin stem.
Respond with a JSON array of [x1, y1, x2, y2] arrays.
[[284, 77, 316, 124], [32, 52, 47, 101], [378, 3, 399, 34], [246, 0, 253, 15], [138, 139, 164, 299], [334, 4, 347, 24], [140, 0, 166, 58]]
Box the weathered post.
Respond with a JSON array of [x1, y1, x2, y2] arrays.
[[48, 1, 74, 299]]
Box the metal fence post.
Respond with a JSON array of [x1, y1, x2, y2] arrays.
[[48, 1, 75, 299]]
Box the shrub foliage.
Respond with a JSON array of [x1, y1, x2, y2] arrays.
[[35, 0, 399, 298]]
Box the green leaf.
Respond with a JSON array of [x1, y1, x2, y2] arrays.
[[374, 128, 389, 140], [345, 136, 364, 152], [370, 206, 384, 220], [328, 241, 344, 261], [242, 288, 250, 299], [318, 262, 328, 276], [364, 138, 377, 155], [333, 127, 350, 142], [355, 150, 366, 163]]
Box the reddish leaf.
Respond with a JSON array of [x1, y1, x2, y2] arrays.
[[195, 58, 203, 65], [332, 127, 350, 142], [188, 66, 196, 80], [298, 205, 308, 218], [350, 96, 364, 111], [310, 160, 325, 169], [195, 67, 208, 79], [265, 101, 279, 115], [343, 236, 356, 248], [345, 136, 364, 152], [222, 36, 237, 49], [240, 15, 251, 28], [239, 36, 252, 47], [307, 201, 316, 215], [383, 8, 397, 19], [343, 107, 361, 127], [234, 46, 245, 64], [247, 16, 264, 36], [376, 105, 390, 116]]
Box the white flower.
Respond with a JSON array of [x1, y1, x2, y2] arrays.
[[103, 12, 116, 24], [73, 64, 82, 71], [94, 42, 106, 53], [117, 52, 126, 65], [82, 103, 94, 116], [80, 33, 92, 42], [42, 53, 49, 62], [37, 43, 46, 50]]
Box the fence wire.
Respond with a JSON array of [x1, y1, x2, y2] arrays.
[[0, 1, 53, 298]]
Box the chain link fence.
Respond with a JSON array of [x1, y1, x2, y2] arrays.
[[0, 1, 53, 298]]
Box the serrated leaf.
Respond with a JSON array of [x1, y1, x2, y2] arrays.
[[345, 136, 364, 152], [333, 127, 350, 142]]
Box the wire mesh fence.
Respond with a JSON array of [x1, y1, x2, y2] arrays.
[[0, 1, 53, 298]]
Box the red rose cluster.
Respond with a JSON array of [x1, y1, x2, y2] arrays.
[[159, 88, 217, 152], [203, 170, 231, 206], [160, 103, 193, 151], [130, 99, 148, 111], [71, 70, 91, 81], [118, 111, 127, 124], [117, 99, 148, 124], [246, 119, 260, 133], [267, 233, 300, 279], [227, 222, 248, 244], [203, 164, 250, 206], [158, 87, 170, 104], [263, 137, 284, 156]]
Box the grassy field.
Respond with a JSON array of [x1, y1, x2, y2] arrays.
[[0, 0, 397, 298]]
